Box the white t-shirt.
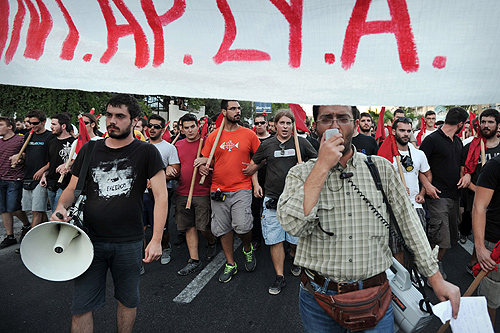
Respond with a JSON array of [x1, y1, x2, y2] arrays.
[[415, 128, 437, 144], [391, 144, 430, 208], [71, 135, 104, 159], [153, 140, 180, 189]]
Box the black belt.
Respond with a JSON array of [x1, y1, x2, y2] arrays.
[[301, 269, 387, 294]]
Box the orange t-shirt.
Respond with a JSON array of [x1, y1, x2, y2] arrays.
[[201, 126, 261, 192]]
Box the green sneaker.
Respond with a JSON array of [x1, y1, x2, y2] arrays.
[[243, 244, 256, 272], [219, 263, 237, 283]]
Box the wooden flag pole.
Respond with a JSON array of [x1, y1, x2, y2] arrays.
[[11, 131, 33, 168], [395, 155, 407, 188], [186, 138, 204, 209], [171, 132, 181, 145], [199, 117, 225, 185], [481, 140, 486, 167], [293, 122, 303, 164]]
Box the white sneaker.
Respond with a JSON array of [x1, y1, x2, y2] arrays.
[[161, 244, 172, 265]]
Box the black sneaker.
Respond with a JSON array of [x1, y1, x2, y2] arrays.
[[0, 236, 17, 249], [219, 263, 237, 283], [206, 242, 217, 262], [290, 264, 301, 277], [19, 225, 31, 242], [178, 259, 202, 276], [269, 275, 286, 295], [243, 244, 256, 272], [466, 264, 474, 277]]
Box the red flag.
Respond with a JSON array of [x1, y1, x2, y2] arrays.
[[374, 107, 386, 142], [89, 108, 95, 115], [464, 121, 485, 174], [216, 112, 224, 128], [162, 121, 171, 142], [289, 104, 309, 132], [416, 117, 425, 145], [76, 117, 91, 153], [473, 240, 500, 277], [200, 120, 208, 137], [377, 130, 398, 162], [262, 111, 268, 117]]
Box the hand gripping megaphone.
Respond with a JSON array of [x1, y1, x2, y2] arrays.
[[21, 197, 93, 282]]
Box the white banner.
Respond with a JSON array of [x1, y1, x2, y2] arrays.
[[0, 0, 499, 105]]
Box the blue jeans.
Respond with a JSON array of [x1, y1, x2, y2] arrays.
[[299, 279, 394, 333], [0, 180, 23, 213], [48, 188, 64, 213]]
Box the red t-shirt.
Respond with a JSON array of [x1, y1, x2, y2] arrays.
[[201, 126, 261, 192], [175, 137, 212, 196]]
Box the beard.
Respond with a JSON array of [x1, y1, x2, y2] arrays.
[[149, 131, 162, 140], [480, 127, 497, 139], [227, 114, 240, 124], [108, 124, 132, 140], [395, 135, 409, 146]]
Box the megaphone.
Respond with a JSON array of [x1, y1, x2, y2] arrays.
[[21, 221, 93, 281]]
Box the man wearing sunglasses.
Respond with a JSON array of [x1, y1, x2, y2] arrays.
[[11, 109, 55, 230], [251, 114, 272, 250], [143, 114, 180, 267], [277, 105, 460, 331]]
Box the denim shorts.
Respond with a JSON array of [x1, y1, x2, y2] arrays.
[[0, 180, 23, 213], [262, 197, 298, 245], [71, 240, 143, 314]]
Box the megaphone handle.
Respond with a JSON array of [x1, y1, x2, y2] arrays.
[[56, 212, 64, 219]]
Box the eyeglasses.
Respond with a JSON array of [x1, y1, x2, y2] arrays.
[[317, 117, 353, 126], [255, 121, 266, 126], [147, 124, 162, 129], [28, 121, 40, 125]]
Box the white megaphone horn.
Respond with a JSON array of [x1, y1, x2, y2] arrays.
[[21, 205, 93, 282]]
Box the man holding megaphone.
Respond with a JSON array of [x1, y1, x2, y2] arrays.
[[51, 94, 168, 333]]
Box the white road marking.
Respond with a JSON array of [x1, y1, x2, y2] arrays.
[[173, 238, 242, 304]]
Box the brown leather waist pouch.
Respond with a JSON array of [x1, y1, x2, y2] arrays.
[[313, 279, 391, 332]]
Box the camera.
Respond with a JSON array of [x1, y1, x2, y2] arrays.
[[211, 189, 226, 202], [401, 155, 414, 172]]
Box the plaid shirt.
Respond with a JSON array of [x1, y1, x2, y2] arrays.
[[277, 151, 438, 282]]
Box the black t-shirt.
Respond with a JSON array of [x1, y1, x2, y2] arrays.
[[252, 136, 317, 199], [476, 156, 500, 243], [420, 128, 463, 199], [71, 139, 164, 242], [352, 133, 379, 155], [461, 142, 500, 211], [46, 136, 76, 188], [23, 130, 55, 180]]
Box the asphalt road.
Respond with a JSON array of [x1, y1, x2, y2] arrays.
[[0, 213, 498, 332]]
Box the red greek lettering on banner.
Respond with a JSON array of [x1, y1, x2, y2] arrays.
[[341, 0, 419, 73], [4, 0, 26, 64], [23, 0, 53, 60], [270, 0, 303, 68], [141, 0, 186, 67], [56, 0, 79, 61], [213, 0, 271, 64], [98, 0, 150, 68]]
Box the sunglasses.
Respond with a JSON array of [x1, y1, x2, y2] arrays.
[[255, 121, 266, 126], [84, 121, 90, 125], [147, 124, 162, 129], [28, 121, 40, 125]]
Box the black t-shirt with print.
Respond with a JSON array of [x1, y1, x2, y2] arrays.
[[46, 137, 76, 188], [252, 136, 317, 200], [72, 139, 164, 242], [23, 130, 55, 180], [476, 156, 500, 243]]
